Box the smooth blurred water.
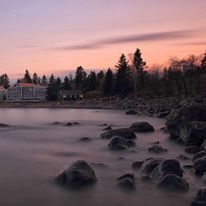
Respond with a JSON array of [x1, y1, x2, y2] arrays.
[[0, 108, 204, 206]]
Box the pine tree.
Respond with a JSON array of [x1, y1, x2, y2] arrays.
[[32, 73, 38, 84], [115, 54, 134, 97], [41, 75, 48, 86], [23, 69, 32, 83], [62, 76, 72, 90], [103, 68, 114, 96], [87, 71, 97, 91], [0, 74, 10, 89], [75, 66, 87, 90]]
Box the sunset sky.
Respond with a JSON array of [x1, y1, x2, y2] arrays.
[[0, 0, 206, 79]]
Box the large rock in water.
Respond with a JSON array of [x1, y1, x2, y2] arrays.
[[100, 128, 136, 140], [193, 156, 206, 175], [108, 136, 128, 150], [54, 160, 97, 188], [191, 187, 206, 206], [0, 123, 10, 127], [157, 174, 189, 192], [180, 121, 206, 146], [151, 159, 183, 179], [130, 122, 155, 132], [193, 151, 206, 162], [166, 104, 206, 139], [201, 140, 206, 150]]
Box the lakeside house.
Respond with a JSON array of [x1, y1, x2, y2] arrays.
[[0, 86, 7, 101], [59, 90, 83, 100], [7, 83, 47, 102]]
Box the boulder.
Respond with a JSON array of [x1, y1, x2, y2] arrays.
[[191, 187, 206, 206], [151, 159, 183, 179], [193, 151, 206, 162], [157, 174, 189, 192], [148, 144, 168, 154], [100, 128, 136, 140], [108, 136, 128, 150], [185, 146, 201, 154], [180, 121, 206, 146], [177, 154, 190, 161], [203, 173, 206, 183], [117, 178, 136, 191], [126, 139, 136, 147], [201, 140, 206, 150], [79, 137, 92, 142], [130, 122, 155, 133], [156, 111, 170, 119], [54, 160, 97, 188], [194, 156, 206, 175], [65, 122, 80, 126], [132, 161, 144, 169], [103, 126, 112, 131], [125, 109, 138, 115], [141, 158, 164, 175], [166, 104, 206, 139], [117, 173, 135, 182]]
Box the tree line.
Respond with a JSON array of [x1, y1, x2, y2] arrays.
[[0, 48, 206, 100]]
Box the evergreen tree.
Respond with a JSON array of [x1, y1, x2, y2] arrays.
[[87, 71, 97, 91], [41, 75, 48, 86], [133, 48, 146, 95], [0, 74, 10, 89], [23, 69, 32, 83], [32, 73, 38, 84], [62, 76, 72, 90], [115, 54, 134, 97], [75, 66, 87, 90], [103, 68, 115, 96], [47, 74, 58, 101], [201, 52, 206, 70], [97, 70, 105, 90]]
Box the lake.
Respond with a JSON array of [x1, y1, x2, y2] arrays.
[[0, 108, 203, 206]]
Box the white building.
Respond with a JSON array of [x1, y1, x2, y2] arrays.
[[0, 86, 7, 101], [7, 83, 47, 101]]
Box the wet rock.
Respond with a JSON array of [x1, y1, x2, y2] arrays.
[[141, 175, 153, 182], [185, 146, 201, 154], [201, 140, 206, 150], [132, 161, 144, 169], [100, 128, 136, 140], [157, 174, 189, 192], [117, 178, 136, 191], [191, 187, 206, 206], [160, 127, 168, 133], [177, 154, 190, 161], [180, 121, 206, 146], [126, 139, 136, 147], [151, 159, 183, 179], [117, 173, 135, 182], [0, 123, 10, 127], [54, 160, 97, 189], [193, 151, 206, 162], [166, 104, 206, 140], [183, 164, 194, 170], [126, 109, 138, 115], [156, 111, 170, 119], [148, 144, 168, 154], [103, 125, 112, 131], [194, 156, 206, 175], [141, 158, 164, 175], [65, 122, 80, 126], [108, 136, 128, 150], [79, 137, 92, 142], [130, 122, 155, 133], [202, 173, 206, 183]]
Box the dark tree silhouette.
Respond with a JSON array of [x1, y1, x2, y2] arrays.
[[103, 68, 115, 96], [23, 69, 32, 83]]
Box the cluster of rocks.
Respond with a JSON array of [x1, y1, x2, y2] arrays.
[[133, 158, 189, 192]]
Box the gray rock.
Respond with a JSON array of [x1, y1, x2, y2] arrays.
[[0, 123, 10, 127], [191, 187, 206, 206], [194, 156, 206, 175], [79, 137, 92, 142], [100, 128, 136, 140], [180, 121, 206, 146], [185, 146, 201, 154], [141, 158, 164, 175], [193, 151, 206, 162], [130, 122, 155, 132], [117, 173, 135, 182], [108, 136, 128, 150], [177, 154, 190, 161], [148, 144, 168, 154], [166, 104, 206, 140], [54, 160, 97, 188], [151, 159, 183, 179], [156, 111, 170, 118], [132, 161, 144, 169], [126, 109, 138, 115], [103, 126, 112, 131], [201, 140, 206, 150], [117, 177, 136, 191], [157, 174, 189, 192], [126, 139, 136, 147]]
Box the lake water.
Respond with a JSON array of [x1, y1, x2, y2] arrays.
[[0, 108, 204, 206]]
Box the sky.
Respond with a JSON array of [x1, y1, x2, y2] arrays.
[[0, 0, 206, 79]]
